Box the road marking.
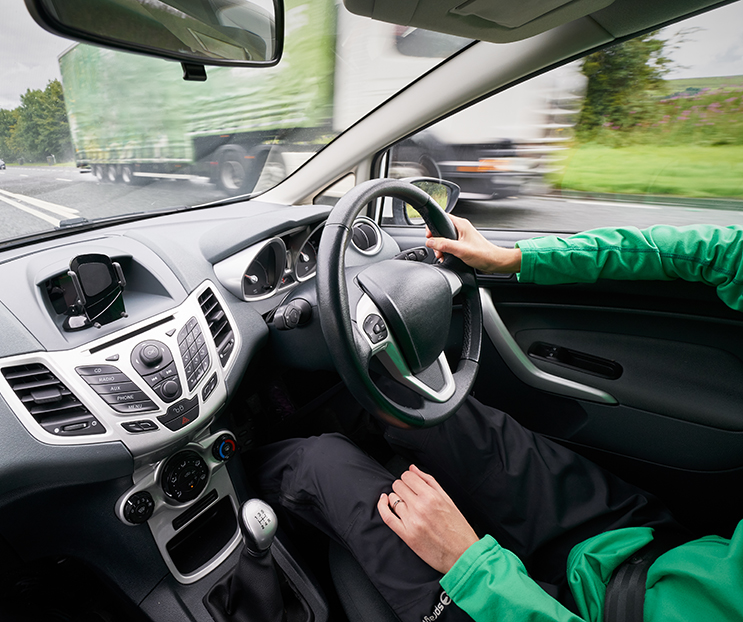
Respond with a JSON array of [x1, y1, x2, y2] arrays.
[[0, 194, 59, 227], [0, 189, 79, 218], [20, 174, 28, 177], [570, 199, 662, 210], [55, 178, 72, 182]]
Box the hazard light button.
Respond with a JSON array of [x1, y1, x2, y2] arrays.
[[157, 395, 199, 431]]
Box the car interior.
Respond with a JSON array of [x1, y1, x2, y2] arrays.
[[1, 0, 742, 621]]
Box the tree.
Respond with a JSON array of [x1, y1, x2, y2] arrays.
[[0, 108, 19, 161], [0, 79, 73, 163], [576, 32, 671, 137]]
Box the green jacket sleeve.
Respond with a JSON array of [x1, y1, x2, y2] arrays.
[[440, 536, 585, 622], [515, 224, 743, 311]]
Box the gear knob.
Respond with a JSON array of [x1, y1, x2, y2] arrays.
[[239, 499, 278, 556]]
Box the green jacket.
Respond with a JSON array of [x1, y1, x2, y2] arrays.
[[441, 224, 743, 621]]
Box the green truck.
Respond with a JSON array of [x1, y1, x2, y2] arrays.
[[60, 1, 576, 199], [59, 0, 336, 194]]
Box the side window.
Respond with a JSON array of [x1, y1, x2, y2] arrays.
[[384, 2, 743, 231]]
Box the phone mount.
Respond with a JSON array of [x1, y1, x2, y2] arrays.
[[64, 253, 127, 331]]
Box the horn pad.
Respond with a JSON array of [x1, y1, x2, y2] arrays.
[[357, 260, 452, 374]]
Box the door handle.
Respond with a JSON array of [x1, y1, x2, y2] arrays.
[[479, 289, 618, 405]]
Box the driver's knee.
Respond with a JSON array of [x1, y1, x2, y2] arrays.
[[255, 433, 393, 506]]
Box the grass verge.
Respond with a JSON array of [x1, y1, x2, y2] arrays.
[[553, 145, 743, 199]]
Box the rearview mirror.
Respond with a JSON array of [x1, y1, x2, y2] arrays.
[[25, 0, 284, 67], [392, 178, 461, 226]]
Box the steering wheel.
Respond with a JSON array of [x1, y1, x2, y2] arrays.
[[317, 178, 482, 428]]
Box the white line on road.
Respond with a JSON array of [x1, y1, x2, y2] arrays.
[[570, 199, 662, 210], [19, 174, 28, 177], [55, 178, 72, 182], [0, 195, 59, 227], [0, 189, 79, 218]]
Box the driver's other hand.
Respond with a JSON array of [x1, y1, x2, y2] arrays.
[[425, 214, 521, 274], [378, 464, 478, 574]]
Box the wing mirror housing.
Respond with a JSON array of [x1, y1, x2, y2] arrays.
[[24, 0, 284, 67], [392, 178, 461, 226]]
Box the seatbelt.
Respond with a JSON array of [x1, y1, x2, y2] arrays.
[[603, 533, 684, 622]]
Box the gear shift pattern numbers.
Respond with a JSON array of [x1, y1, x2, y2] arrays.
[[254, 509, 272, 530]]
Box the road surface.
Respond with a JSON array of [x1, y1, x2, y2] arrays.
[[3, 164, 743, 243]]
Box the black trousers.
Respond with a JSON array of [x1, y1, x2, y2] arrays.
[[254, 397, 680, 622]]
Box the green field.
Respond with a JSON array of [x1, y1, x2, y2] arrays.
[[554, 145, 743, 199], [561, 77, 743, 199], [663, 75, 743, 95]]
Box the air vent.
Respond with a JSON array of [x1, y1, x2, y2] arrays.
[[1, 363, 104, 436], [198, 288, 235, 367], [351, 217, 382, 255]]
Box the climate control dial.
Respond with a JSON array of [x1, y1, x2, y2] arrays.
[[161, 450, 209, 503]]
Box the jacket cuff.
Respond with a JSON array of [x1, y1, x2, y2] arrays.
[[514, 239, 537, 282], [440, 535, 499, 598]]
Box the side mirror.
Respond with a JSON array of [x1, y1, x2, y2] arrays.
[[24, 0, 284, 67], [392, 178, 461, 226]]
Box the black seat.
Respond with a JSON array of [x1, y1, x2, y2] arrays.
[[328, 540, 400, 622]]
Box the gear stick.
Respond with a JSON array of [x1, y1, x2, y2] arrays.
[[223, 499, 285, 622]]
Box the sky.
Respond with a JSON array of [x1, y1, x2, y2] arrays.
[[0, 0, 742, 110]]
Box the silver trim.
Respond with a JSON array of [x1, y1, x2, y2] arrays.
[[355, 294, 455, 402], [213, 237, 287, 301], [115, 430, 242, 584], [0, 281, 239, 457], [351, 216, 383, 256], [480, 289, 617, 405], [295, 221, 325, 283]]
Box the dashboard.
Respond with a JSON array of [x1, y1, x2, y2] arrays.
[[0, 198, 398, 593]]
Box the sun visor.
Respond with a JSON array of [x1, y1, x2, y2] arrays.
[[343, 0, 616, 42]]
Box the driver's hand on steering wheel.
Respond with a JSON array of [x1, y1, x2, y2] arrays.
[[425, 214, 522, 274], [378, 464, 479, 574]]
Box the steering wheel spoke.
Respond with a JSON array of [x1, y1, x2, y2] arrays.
[[436, 264, 464, 297], [355, 293, 456, 402], [377, 346, 455, 403]]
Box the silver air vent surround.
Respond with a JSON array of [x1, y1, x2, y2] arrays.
[[350, 216, 383, 255]]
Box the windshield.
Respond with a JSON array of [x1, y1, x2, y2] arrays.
[[0, 0, 471, 245]]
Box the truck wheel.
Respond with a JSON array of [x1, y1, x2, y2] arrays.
[[217, 147, 252, 194], [94, 165, 106, 182], [106, 165, 118, 183], [121, 165, 150, 186]]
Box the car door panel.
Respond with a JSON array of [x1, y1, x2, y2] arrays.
[[387, 225, 743, 536]]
